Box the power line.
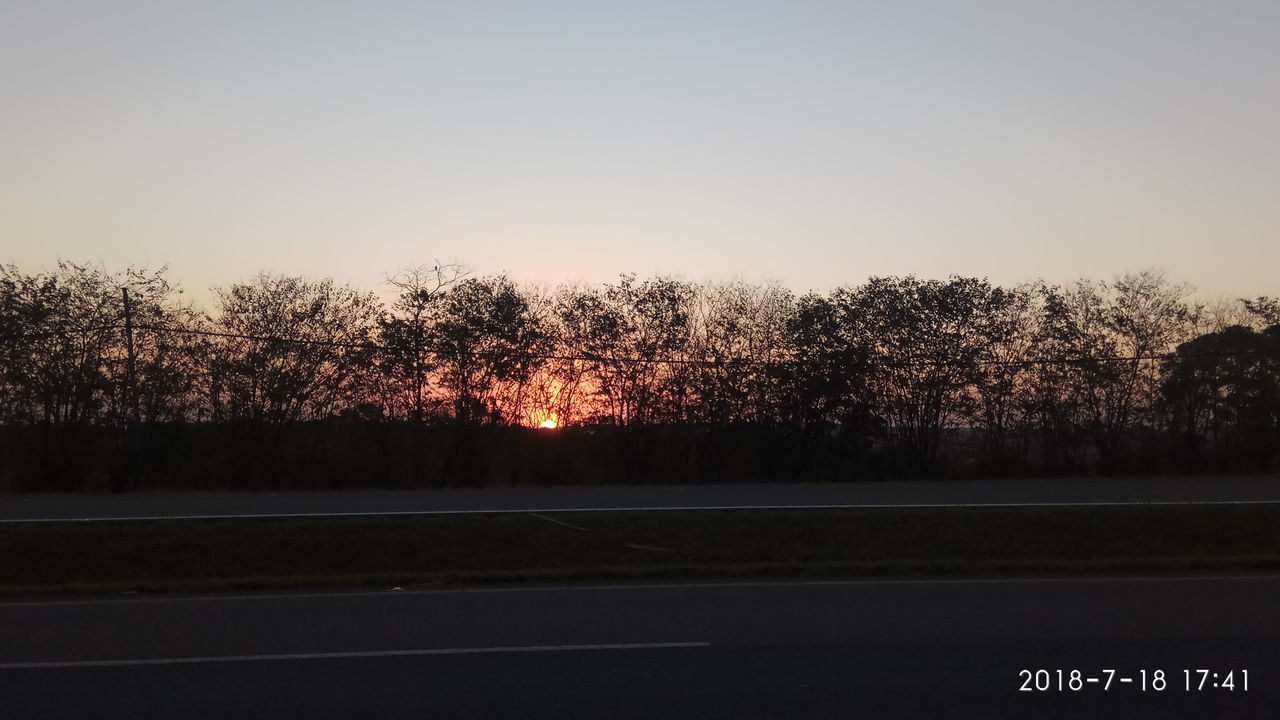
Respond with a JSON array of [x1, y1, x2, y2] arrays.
[[2, 324, 126, 342], [133, 324, 379, 351], [8, 321, 1275, 370]]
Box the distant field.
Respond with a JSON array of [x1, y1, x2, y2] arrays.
[[4, 505, 1280, 597]]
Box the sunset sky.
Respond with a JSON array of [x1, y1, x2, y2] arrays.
[[3, 1, 1278, 300]]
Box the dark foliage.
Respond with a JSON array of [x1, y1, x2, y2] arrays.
[[1, 262, 1277, 491]]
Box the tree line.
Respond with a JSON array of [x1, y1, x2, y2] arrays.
[[1, 261, 1278, 490]]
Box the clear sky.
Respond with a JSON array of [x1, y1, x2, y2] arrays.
[[3, 0, 1277, 300]]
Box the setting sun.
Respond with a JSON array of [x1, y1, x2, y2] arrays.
[[538, 419, 558, 429]]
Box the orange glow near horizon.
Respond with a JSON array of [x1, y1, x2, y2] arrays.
[[525, 374, 566, 429], [528, 404, 561, 429]]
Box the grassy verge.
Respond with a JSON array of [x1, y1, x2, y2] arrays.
[[3, 505, 1280, 597]]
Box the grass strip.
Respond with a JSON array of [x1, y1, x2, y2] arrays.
[[3, 505, 1280, 597]]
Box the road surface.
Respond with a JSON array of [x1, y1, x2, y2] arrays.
[[3, 474, 1280, 522], [2, 576, 1277, 718]]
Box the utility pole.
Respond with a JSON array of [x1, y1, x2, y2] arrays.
[[116, 286, 140, 493], [122, 287, 138, 423]]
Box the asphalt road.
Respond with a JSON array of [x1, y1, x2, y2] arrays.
[[3, 474, 1280, 522], [2, 576, 1278, 718]]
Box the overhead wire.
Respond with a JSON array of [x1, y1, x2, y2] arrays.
[[6, 321, 1278, 370]]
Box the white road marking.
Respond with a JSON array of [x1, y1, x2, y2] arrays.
[[528, 512, 591, 532], [0, 642, 711, 670], [4, 574, 1280, 608], [4, 498, 1280, 524]]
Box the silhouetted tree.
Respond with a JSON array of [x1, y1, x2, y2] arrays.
[[1192, 296, 1254, 335], [689, 280, 795, 425], [1243, 297, 1280, 328], [3, 260, 1278, 489], [969, 282, 1040, 472], [841, 276, 1019, 476], [0, 262, 197, 425], [207, 274, 381, 423], [1037, 272, 1194, 472], [118, 272, 210, 423], [377, 263, 468, 423], [556, 275, 697, 425], [428, 276, 546, 424], [1162, 324, 1280, 471], [781, 290, 876, 430]]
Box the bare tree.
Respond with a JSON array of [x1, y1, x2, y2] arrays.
[[0, 262, 199, 425], [1242, 297, 1280, 328], [0, 262, 116, 424], [780, 289, 877, 432], [1192, 296, 1254, 335], [689, 280, 795, 425], [378, 263, 468, 422], [116, 269, 211, 423], [1038, 271, 1194, 472], [840, 276, 1018, 475], [207, 274, 382, 423], [969, 281, 1041, 470], [512, 285, 582, 427], [428, 275, 547, 424], [555, 275, 697, 425]]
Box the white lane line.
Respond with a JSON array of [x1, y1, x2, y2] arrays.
[[5, 498, 1280, 523], [528, 512, 591, 532], [4, 575, 1280, 608], [0, 641, 711, 670]]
